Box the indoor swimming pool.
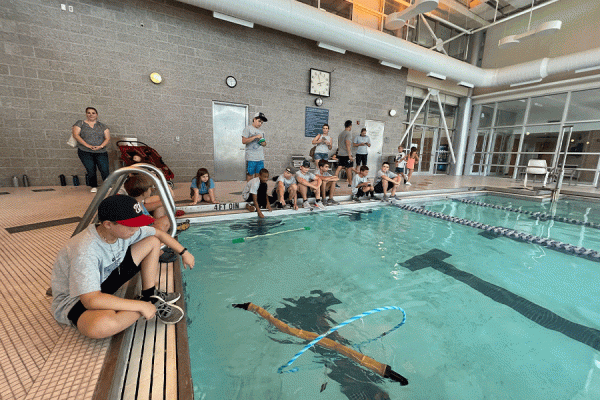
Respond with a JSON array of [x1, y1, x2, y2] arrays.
[[180, 195, 600, 400]]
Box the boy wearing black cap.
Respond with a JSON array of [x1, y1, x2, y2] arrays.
[[296, 160, 325, 210], [51, 195, 195, 339], [242, 112, 268, 181]]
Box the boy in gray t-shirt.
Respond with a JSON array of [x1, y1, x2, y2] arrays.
[[241, 112, 268, 180], [272, 167, 298, 210], [296, 160, 325, 210], [51, 195, 195, 338], [374, 161, 402, 200]]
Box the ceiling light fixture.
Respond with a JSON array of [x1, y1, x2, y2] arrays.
[[317, 42, 346, 54], [385, 0, 439, 30], [458, 81, 474, 88], [510, 78, 542, 87], [213, 11, 254, 28], [498, 0, 562, 49], [380, 61, 403, 70], [427, 72, 446, 80]]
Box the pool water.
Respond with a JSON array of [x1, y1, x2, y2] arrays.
[[180, 197, 600, 400]]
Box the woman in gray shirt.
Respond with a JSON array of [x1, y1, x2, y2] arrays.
[[72, 107, 111, 192]]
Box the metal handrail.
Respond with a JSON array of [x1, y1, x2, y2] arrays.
[[72, 163, 177, 238]]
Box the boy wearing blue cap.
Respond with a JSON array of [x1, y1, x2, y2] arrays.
[[51, 195, 195, 339]]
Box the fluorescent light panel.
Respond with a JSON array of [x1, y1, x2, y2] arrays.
[[317, 42, 346, 54], [213, 12, 254, 28], [575, 65, 600, 74], [380, 61, 403, 70], [458, 81, 474, 88], [427, 72, 446, 80], [510, 79, 542, 87]]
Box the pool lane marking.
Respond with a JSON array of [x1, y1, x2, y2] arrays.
[[401, 249, 600, 352]]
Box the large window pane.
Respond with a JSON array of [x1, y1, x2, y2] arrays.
[[527, 93, 567, 124], [479, 105, 494, 128], [563, 122, 600, 184], [521, 125, 560, 167], [495, 99, 526, 126], [567, 88, 600, 122], [488, 128, 521, 177]]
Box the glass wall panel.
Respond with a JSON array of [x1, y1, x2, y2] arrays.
[[442, 104, 456, 130], [472, 130, 489, 174], [495, 99, 526, 126], [427, 101, 440, 126], [409, 98, 426, 125], [520, 125, 560, 168], [527, 93, 567, 124], [479, 105, 494, 128], [562, 122, 600, 184], [488, 128, 521, 177], [567, 88, 600, 122]]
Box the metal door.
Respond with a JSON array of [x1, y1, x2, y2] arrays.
[[364, 119, 384, 178], [212, 102, 248, 181]]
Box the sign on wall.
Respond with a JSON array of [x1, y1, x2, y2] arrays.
[[305, 107, 329, 137]]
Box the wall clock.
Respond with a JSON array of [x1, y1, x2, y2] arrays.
[[309, 68, 330, 97], [226, 76, 237, 88]]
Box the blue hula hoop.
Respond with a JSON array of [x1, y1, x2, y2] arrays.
[[277, 305, 406, 374]]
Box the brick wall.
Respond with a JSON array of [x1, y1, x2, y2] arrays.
[[0, 0, 407, 186]]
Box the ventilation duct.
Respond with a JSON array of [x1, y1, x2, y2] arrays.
[[177, 0, 600, 88]]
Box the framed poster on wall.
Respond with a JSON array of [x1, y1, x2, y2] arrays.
[[305, 107, 329, 137]]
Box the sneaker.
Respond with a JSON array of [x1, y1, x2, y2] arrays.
[[90, 187, 97, 193], [405, 182, 412, 186], [353, 196, 362, 203], [382, 195, 389, 202], [303, 201, 312, 209], [327, 199, 339, 206], [315, 201, 326, 210], [335, 183, 340, 188], [155, 299, 184, 324], [151, 288, 181, 304]]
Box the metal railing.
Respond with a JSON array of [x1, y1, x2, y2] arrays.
[[72, 163, 177, 238]]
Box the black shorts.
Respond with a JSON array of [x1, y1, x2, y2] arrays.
[[272, 187, 290, 200], [395, 167, 405, 174], [338, 156, 353, 168], [355, 154, 368, 166], [67, 247, 140, 326]]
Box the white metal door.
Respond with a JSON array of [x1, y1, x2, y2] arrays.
[[212, 102, 248, 181], [364, 120, 384, 178]]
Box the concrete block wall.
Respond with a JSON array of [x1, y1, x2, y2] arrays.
[[0, 0, 408, 187]]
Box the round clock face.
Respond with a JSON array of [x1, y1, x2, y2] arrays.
[[315, 97, 323, 106], [150, 72, 162, 84], [226, 76, 237, 88]]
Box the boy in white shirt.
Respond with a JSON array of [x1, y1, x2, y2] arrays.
[[242, 168, 273, 218], [374, 162, 402, 201], [272, 167, 298, 210], [394, 145, 407, 183], [296, 160, 325, 210], [351, 165, 375, 202], [315, 159, 339, 205]]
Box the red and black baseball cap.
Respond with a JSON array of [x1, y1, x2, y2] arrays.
[[98, 195, 155, 227]]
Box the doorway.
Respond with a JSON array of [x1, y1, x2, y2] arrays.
[[212, 102, 248, 181], [364, 119, 384, 177]]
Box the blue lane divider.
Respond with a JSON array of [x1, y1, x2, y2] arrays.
[[278, 306, 406, 374], [453, 198, 600, 230], [395, 203, 600, 262]]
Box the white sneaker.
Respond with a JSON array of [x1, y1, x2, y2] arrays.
[[315, 201, 326, 210], [90, 187, 97, 193], [303, 201, 312, 209], [405, 182, 411, 186]]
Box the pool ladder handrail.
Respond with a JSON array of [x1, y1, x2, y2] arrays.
[[72, 163, 177, 239]]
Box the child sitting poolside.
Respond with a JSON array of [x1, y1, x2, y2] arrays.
[[242, 168, 272, 218], [124, 174, 170, 232], [190, 168, 218, 205], [351, 165, 375, 202]]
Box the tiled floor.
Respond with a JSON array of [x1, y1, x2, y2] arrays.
[[0, 175, 597, 399]]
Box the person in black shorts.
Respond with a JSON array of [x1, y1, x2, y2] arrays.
[[335, 120, 355, 187], [51, 195, 195, 339]]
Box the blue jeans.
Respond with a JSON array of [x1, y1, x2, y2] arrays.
[[77, 149, 110, 187]]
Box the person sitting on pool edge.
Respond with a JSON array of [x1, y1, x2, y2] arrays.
[[352, 165, 375, 202], [374, 161, 402, 201], [51, 195, 195, 339], [271, 167, 298, 210], [124, 174, 170, 232], [296, 160, 326, 210], [242, 168, 273, 218], [315, 159, 339, 206]]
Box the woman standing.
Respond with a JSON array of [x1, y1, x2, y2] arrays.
[[72, 107, 111, 192]]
